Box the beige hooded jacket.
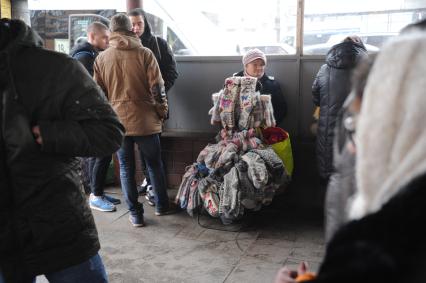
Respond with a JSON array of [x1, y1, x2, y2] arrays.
[[94, 31, 166, 136]]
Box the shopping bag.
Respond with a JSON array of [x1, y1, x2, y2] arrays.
[[262, 127, 294, 177], [271, 135, 294, 177]]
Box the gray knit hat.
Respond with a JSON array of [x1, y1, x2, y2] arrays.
[[243, 48, 267, 66]]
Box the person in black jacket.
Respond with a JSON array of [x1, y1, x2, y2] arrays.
[[128, 9, 178, 93], [69, 22, 109, 76], [312, 36, 367, 181], [70, 21, 122, 213], [234, 48, 287, 126], [0, 19, 124, 282], [128, 9, 179, 198]]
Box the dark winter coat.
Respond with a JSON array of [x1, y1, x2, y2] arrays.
[[0, 20, 124, 282], [307, 172, 426, 283], [312, 41, 366, 179], [234, 71, 287, 125], [139, 10, 178, 92], [69, 41, 98, 76]]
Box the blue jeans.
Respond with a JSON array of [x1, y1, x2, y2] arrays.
[[88, 156, 113, 196], [0, 254, 107, 283], [117, 134, 169, 215]]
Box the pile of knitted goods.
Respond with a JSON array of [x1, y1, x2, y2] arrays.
[[175, 76, 290, 224]]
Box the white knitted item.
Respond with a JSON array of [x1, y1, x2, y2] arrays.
[[238, 79, 255, 130], [241, 152, 269, 189], [219, 167, 241, 217], [260, 95, 276, 127], [219, 77, 241, 130], [209, 92, 221, 125], [250, 93, 263, 128]]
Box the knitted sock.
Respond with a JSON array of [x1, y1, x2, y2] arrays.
[[197, 143, 218, 169], [240, 76, 257, 95], [260, 95, 276, 127], [176, 166, 198, 209], [236, 160, 257, 209], [198, 175, 220, 200], [187, 178, 200, 216], [251, 93, 263, 128], [215, 142, 238, 169], [204, 143, 226, 169], [241, 152, 268, 189], [197, 143, 213, 164], [219, 166, 241, 219], [204, 191, 220, 217], [209, 92, 221, 125], [219, 77, 240, 130], [238, 77, 257, 130], [251, 147, 284, 184]]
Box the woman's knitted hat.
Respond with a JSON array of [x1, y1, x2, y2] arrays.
[[242, 48, 267, 66]]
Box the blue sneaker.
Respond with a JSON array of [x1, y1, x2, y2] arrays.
[[129, 214, 145, 227], [89, 194, 116, 212], [104, 194, 121, 205]]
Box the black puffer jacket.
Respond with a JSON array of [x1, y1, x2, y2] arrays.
[[139, 10, 178, 92], [69, 41, 98, 76], [312, 41, 366, 179], [307, 173, 426, 283], [0, 20, 124, 282], [234, 71, 287, 125]]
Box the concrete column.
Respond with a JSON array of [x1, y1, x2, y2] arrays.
[[11, 0, 30, 26], [126, 0, 143, 12]]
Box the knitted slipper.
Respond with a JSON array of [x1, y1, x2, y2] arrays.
[[238, 77, 256, 129], [220, 77, 240, 130]]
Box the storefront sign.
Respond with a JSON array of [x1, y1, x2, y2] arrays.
[[54, 39, 70, 54]]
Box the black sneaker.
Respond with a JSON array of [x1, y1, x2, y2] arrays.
[[155, 203, 178, 216], [129, 214, 145, 227]]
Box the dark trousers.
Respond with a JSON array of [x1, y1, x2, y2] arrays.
[[117, 134, 169, 215], [88, 155, 112, 196]]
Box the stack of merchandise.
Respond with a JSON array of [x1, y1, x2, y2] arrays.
[[175, 76, 290, 224]]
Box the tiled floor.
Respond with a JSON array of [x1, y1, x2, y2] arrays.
[[37, 186, 325, 283]]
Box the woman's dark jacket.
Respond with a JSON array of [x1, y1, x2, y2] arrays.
[[139, 10, 178, 92], [234, 71, 287, 125], [307, 172, 426, 283], [312, 41, 366, 179], [0, 20, 124, 282]]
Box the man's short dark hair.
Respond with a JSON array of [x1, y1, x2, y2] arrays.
[[110, 13, 132, 33], [128, 8, 145, 18], [87, 22, 109, 34]]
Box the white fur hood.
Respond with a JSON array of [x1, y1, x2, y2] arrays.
[[349, 32, 426, 219]]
